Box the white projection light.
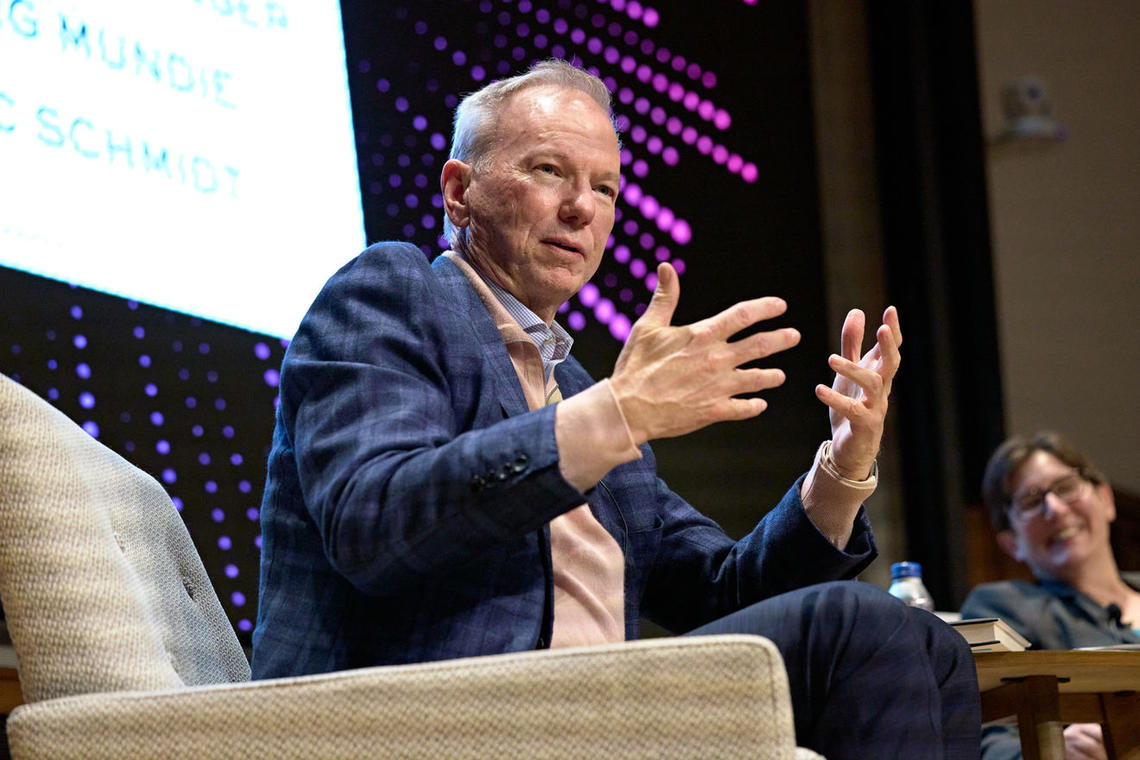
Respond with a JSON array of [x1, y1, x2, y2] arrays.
[[0, 0, 366, 337]]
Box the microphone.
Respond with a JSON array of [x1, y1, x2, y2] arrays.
[[1106, 603, 1124, 627]]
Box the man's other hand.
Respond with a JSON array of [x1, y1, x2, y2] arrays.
[[816, 306, 903, 480]]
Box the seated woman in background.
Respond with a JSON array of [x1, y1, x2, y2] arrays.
[[962, 431, 1140, 760]]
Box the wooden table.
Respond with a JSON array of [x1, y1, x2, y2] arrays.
[[975, 650, 1140, 760]]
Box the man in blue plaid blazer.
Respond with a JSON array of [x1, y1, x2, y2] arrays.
[[253, 61, 979, 758]]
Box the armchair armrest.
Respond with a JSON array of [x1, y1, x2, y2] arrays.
[[8, 635, 810, 759]]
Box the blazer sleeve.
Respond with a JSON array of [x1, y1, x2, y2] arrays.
[[278, 243, 585, 594]]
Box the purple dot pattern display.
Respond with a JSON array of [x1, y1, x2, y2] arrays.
[[351, 0, 761, 343], [2, 268, 281, 643]]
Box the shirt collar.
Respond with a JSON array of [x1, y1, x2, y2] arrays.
[[455, 252, 574, 376]]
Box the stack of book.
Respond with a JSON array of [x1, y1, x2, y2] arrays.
[[949, 617, 1030, 653]]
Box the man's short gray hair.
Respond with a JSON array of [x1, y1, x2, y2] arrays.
[[443, 59, 616, 253]]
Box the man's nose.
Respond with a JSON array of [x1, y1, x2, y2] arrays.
[[1041, 490, 1069, 518], [559, 182, 596, 226]]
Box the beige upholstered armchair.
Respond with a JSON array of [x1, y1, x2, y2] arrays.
[[0, 372, 823, 759]]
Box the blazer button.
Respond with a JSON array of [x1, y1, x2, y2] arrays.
[[511, 455, 528, 473], [469, 475, 485, 494]]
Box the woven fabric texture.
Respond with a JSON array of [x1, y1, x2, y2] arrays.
[[9, 635, 800, 759], [0, 373, 250, 702]]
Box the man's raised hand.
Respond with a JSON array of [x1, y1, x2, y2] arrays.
[[610, 262, 800, 445]]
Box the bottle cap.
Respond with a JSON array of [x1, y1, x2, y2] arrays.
[[890, 561, 923, 580]]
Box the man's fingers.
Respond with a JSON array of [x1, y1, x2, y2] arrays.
[[840, 308, 866, 363], [883, 305, 903, 348], [702, 296, 789, 340], [636, 262, 680, 329], [729, 327, 801, 364], [827, 354, 885, 403]]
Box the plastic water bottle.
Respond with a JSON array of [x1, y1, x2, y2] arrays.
[[888, 561, 934, 611]]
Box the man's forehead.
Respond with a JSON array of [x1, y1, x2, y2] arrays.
[[1013, 451, 1069, 489]]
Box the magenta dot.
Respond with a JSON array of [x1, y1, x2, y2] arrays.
[[225, 564, 239, 579], [264, 368, 280, 387], [671, 220, 692, 245], [579, 282, 600, 307], [156, 440, 170, 454], [651, 73, 668, 93], [79, 391, 95, 409], [76, 362, 91, 379], [671, 54, 686, 72], [683, 92, 699, 111], [471, 65, 485, 81], [610, 314, 632, 342], [632, 159, 648, 178], [568, 311, 586, 331], [211, 508, 224, 522], [452, 50, 466, 66], [630, 259, 647, 278], [662, 146, 679, 166], [218, 536, 232, 550], [231, 591, 246, 607], [641, 195, 660, 218], [712, 144, 729, 164], [82, 420, 99, 438], [650, 107, 666, 125], [621, 55, 636, 74], [727, 153, 743, 173], [644, 272, 658, 291], [665, 117, 682, 135], [628, 1, 643, 20], [162, 468, 176, 484], [622, 219, 639, 236], [634, 97, 650, 115], [668, 83, 684, 102], [686, 62, 701, 80], [714, 109, 732, 130], [238, 619, 253, 632], [254, 342, 270, 360], [646, 136, 662, 154], [595, 299, 615, 323], [698, 100, 715, 121], [742, 162, 759, 183], [605, 46, 619, 64], [702, 71, 718, 88], [639, 232, 654, 250], [614, 245, 631, 264], [643, 8, 659, 27], [73, 334, 87, 349], [247, 507, 259, 521], [657, 207, 675, 230], [433, 36, 447, 50], [681, 126, 697, 145], [696, 136, 713, 155], [624, 183, 643, 204]]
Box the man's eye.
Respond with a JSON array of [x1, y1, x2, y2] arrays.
[[537, 164, 557, 174], [596, 185, 616, 198]]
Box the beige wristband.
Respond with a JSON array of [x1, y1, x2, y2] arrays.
[[817, 440, 878, 490]]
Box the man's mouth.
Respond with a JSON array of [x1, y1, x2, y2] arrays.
[[544, 239, 581, 254], [1051, 526, 1080, 545]]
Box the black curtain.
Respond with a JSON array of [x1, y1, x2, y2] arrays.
[[866, 0, 1005, 606]]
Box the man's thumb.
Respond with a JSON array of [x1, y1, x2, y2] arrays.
[[639, 262, 679, 328]]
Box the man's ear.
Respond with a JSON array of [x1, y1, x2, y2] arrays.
[[996, 530, 1021, 562], [1098, 483, 1117, 523], [441, 159, 473, 230]]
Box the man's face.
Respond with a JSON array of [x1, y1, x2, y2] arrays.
[[449, 85, 621, 323], [999, 450, 1116, 581]]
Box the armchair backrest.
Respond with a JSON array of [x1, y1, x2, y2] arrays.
[[0, 373, 250, 703]]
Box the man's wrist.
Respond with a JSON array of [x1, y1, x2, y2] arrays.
[[818, 439, 877, 489]]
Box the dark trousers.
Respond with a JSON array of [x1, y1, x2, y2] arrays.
[[685, 581, 981, 760]]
